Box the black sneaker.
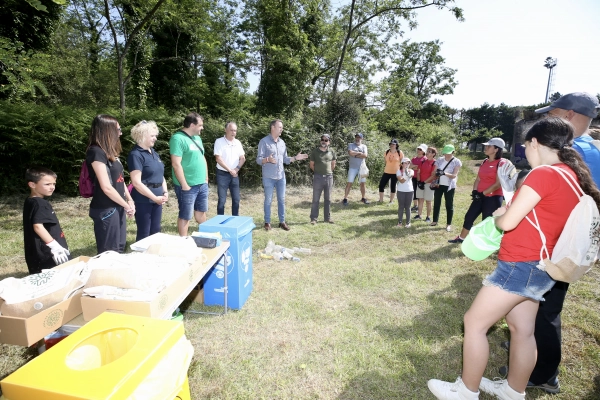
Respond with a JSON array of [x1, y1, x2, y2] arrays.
[[361, 198, 370, 204], [413, 215, 422, 220], [342, 198, 348, 206], [498, 366, 560, 394], [448, 236, 464, 244], [410, 205, 418, 212]]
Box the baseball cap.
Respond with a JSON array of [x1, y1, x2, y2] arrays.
[[417, 143, 428, 153], [389, 138, 399, 145], [355, 133, 364, 138], [535, 92, 600, 119], [482, 138, 505, 148], [401, 157, 411, 163], [442, 144, 455, 154], [321, 134, 330, 140]]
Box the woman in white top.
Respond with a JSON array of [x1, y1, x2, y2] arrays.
[[431, 144, 462, 232], [396, 158, 414, 227]]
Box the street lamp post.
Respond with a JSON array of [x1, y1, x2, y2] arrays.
[[544, 57, 557, 103]]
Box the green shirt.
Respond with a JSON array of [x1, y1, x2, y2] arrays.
[[309, 147, 336, 175], [169, 131, 207, 186]]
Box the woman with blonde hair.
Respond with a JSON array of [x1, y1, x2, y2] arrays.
[[127, 120, 168, 241], [86, 114, 135, 253]]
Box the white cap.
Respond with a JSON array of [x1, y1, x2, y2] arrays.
[[482, 138, 505, 148], [417, 144, 428, 153]]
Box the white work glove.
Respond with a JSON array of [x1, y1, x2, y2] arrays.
[[46, 240, 70, 265]]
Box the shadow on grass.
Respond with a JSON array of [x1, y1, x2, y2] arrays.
[[581, 375, 600, 400], [336, 371, 404, 400]]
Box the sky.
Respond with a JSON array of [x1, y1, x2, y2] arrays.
[[248, 0, 600, 111], [398, 0, 600, 109]]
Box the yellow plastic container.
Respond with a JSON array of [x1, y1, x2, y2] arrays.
[[0, 312, 190, 400]]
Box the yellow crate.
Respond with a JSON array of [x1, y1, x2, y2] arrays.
[[1, 312, 189, 400]]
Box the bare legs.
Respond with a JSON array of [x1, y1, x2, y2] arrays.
[[462, 285, 539, 393], [177, 211, 206, 236]]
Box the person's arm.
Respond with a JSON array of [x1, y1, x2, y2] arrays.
[[482, 173, 502, 196], [130, 170, 164, 205], [331, 159, 336, 171], [257, 139, 273, 165], [161, 178, 168, 204], [396, 170, 407, 183], [309, 160, 315, 171], [32, 224, 54, 244], [171, 155, 190, 190], [472, 176, 481, 191], [445, 163, 461, 180], [92, 161, 130, 209], [33, 224, 70, 264], [236, 154, 246, 174], [494, 185, 541, 231]]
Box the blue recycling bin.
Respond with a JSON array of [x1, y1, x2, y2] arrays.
[[200, 216, 255, 309]]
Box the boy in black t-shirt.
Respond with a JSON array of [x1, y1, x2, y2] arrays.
[[23, 167, 70, 274]]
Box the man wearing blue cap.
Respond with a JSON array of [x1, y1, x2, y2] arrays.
[[497, 92, 600, 394]]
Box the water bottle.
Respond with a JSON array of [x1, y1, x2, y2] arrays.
[[273, 252, 284, 261], [291, 256, 300, 262], [293, 247, 311, 254], [282, 250, 293, 260], [265, 240, 275, 255]]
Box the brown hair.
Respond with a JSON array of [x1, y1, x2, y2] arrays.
[[88, 114, 121, 161], [525, 117, 600, 209]]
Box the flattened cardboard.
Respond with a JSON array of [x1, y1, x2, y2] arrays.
[[0, 257, 89, 347]]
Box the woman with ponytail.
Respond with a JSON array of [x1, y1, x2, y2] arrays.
[[428, 117, 600, 400]]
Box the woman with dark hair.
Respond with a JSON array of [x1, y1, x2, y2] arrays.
[[428, 117, 600, 400], [431, 144, 462, 232], [378, 139, 404, 203], [414, 146, 437, 222], [449, 138, 506, 244], [86, 114, 135, 254], [127, 120, 168, 242]]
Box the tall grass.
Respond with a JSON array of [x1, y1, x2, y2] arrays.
[[0, 160, 598, 399]]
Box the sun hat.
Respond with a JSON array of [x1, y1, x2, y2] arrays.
[[482, 138, 505, 148], [441, 144, 455, 154], [461, 217, 504, 261], [401, 157, 411, 163], [417, 143, 428, 153], [535, 92, 600, 119], [355, 133, 364, 138]]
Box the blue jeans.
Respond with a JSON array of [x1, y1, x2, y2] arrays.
[[483, 260, 556, 301], [216, 168, 240, 216], [174, 183, 208, 220], [134, 201, 163, 242], [262, 176, 286, 223]]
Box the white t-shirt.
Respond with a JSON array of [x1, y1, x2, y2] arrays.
[[396, 168, 414, 192], [214, 136, 245, 171], [435, 156, 462, 190]]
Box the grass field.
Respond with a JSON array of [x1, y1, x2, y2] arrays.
[[0, 160, 599, 399]]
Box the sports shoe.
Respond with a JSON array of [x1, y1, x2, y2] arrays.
[[425, 217, 431, 223], [405, 223, 411, 228], [310, 219, 317, 225], [411, 205, 418, 212], [428, 377, 479, 400], [446, 225, 452, 232], [479, 378, 525, 399], [361, 198, 370, 204], [448, 236, 464, 244], [342, 198, 348, 206], [325, 220, 334, 224], [414, 215, 422, 220], [497, 366, 561, 394]]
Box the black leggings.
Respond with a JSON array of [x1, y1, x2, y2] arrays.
[[432, 185, 455, 225], [462, 195, 503, 230], [378, 173, 397, 193]]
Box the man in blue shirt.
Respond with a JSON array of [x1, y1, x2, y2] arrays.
[[256, 120, 308, 231]]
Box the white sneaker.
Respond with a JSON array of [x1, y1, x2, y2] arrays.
[[428, 377, 479, 400], [479, 378, 525, 400]]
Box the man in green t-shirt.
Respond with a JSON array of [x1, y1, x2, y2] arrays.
[[309, 134, 337, 224], [169, 112, 209, 236]]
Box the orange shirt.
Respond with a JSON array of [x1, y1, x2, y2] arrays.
[[384, 150, 403, 174]]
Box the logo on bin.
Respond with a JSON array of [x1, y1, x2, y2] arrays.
[[43, 309, 64, 328], [214, 251, 234, 279], [241, 244, 251, 273]]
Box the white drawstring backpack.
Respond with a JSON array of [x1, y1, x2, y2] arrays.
[[526, 165, 600, 283]]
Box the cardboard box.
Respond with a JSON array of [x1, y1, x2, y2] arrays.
[[81, 253, 214, 321], [0, 257, 89, 347]]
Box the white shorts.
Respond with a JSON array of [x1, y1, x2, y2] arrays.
[[416, 184, 434, 201], [347, 168, 366, 183]]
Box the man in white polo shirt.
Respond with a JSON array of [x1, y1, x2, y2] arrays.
[[214, 122, 246, 215]]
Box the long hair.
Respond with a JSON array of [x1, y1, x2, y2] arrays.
[[88, 114, 121, 161], [492, 147, 504, 160], [525, 117, 600, 209]]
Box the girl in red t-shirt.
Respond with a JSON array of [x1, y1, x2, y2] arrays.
[[449, 138, 506, 244], [415, 146, 437, 222], [428, 117, 600, 400]]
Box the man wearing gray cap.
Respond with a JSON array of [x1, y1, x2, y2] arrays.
[[309, 134, 337, 224], [498, 92, 600, 394], [536, 91, 600, 186]]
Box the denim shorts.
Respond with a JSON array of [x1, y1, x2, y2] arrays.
[[347, 167, 366, 183], [174, 183, 208, 220], [483, 260, 556, 301]]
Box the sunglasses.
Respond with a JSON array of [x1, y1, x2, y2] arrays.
[[321, 138, 329, 142]]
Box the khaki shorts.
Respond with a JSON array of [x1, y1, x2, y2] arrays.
[[416, 184, 434, 201]]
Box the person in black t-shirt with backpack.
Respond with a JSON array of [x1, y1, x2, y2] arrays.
[[23, 166, 70, 274]]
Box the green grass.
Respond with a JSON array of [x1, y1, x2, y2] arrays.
[[0, 161, 599, 399]]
